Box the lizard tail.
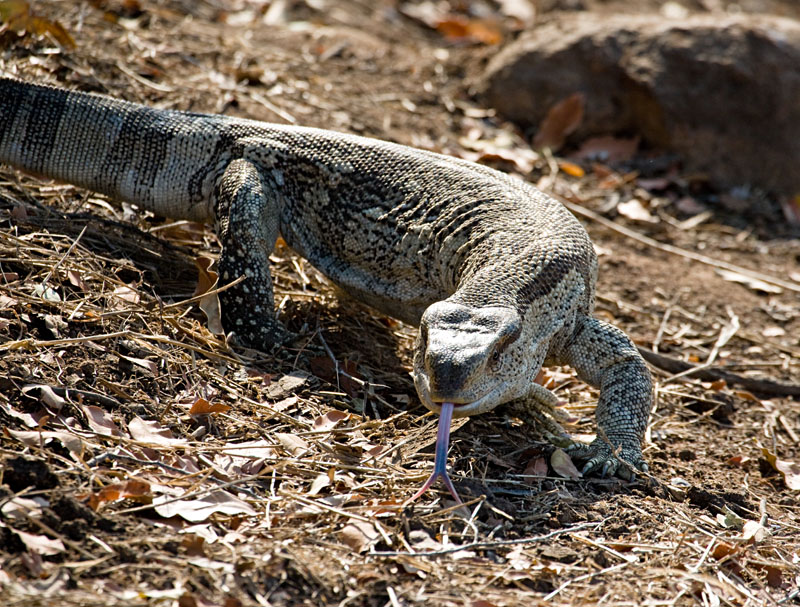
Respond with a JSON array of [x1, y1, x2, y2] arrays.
[[0, 77, 222, 221]]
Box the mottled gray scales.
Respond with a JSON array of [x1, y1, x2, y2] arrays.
[[0, 77, 652, 479]]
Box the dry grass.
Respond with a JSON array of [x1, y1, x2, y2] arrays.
[[1, 1, 799, 606]]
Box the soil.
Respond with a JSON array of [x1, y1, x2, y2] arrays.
[[0, 1, 798, 606]]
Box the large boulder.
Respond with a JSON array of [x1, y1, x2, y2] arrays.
[[477, 13, 800, 195]]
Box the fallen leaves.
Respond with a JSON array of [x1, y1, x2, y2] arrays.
[[532, 93, 585, 151], [550, 449, 582, 479], [0, 0, 75, 48], [153, 491, 256, 522], [761, 448, 800, 490]]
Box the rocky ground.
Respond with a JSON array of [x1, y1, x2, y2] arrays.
[[0, 1, 798, 606]]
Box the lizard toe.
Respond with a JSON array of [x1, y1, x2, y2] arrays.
[[569, 438, 644, 481]]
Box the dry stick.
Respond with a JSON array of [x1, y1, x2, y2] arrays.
[[560, 197, 800, 294], [637, 348, 800, 397], [371, 521, 600, 557], [560, 198, 800, 396]]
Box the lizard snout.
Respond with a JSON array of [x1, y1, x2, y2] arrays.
[[415, 301, 522, 410]]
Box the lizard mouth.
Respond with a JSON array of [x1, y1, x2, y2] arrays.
[[425, 385, 505, 418]]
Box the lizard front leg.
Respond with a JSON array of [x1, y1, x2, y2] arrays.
[[214, 158, 295, 350], [557, 314, 652, 479]]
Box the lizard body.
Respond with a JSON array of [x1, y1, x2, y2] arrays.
[[0, 77, 651, 479]]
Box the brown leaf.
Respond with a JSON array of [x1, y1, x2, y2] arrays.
[[550, 449, 582, 479], [8, 429, 84, 456], [532, 93, 585, 151], [558, 160, 585, 178], [86, 479, 152, 511], [9, 527, 65, 556], [0, 0, 75, 48], [523, 456, 548, 479], [313, 410, 349, 432], [725, 455, 751, 468], [307, 473, 331, 496], [339, 521, 379, 553], [80, 404, 122, 436], [112, 285, 140, 304], [152, 490, 256, 522], [761, 448, 800, 490], [119, 354, 157, 375], [617, 199, 657, 223], [67, 270, 87, 291], [275, 433, 309, 456], [715, 269, 783, 294], [189, 397, 231, 416], [435, 16, 502, 45], [780, 195, 800, 226], [21, 384, 66, 410], [128, 416, 188, 447], [709, 379, 727, 391], [193, 256, 224, 335]]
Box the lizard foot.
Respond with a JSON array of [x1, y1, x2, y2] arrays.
[[566, 438, 647, 481]]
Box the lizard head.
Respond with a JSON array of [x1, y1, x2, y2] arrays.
[[413, 301, 542, 418]]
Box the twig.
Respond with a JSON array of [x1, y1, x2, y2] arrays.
[[560, 197, 800, 294], [370, 521, 600, 557], [638, 348, 800, 397]]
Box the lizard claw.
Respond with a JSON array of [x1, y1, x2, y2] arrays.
[[568, 437, 646, 481]]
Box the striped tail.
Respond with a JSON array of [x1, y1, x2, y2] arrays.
[[0, 77, 226, 221]]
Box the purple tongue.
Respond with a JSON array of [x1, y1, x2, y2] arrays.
[[406, 402, 464, 506]]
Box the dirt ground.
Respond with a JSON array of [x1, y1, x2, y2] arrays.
[[0, 1, 799, 606]]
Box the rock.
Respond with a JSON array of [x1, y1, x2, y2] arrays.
[[477, 13, 800, 195]]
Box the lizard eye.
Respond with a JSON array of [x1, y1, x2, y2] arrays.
[[491, 349, 501, 363]]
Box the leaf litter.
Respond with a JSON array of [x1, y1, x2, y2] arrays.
[[0, 1, 798, 606]]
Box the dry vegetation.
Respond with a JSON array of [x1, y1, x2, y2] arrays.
[[0, 1, 799, 606]]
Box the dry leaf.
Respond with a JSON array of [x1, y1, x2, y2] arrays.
[[119, 354, 157, 375], [80, 404, 123, 436], [741, 519, 769, 542], [10, 527, 65, 556], [275, 433, 309, 456], [86, 479, 152, 511], [339, 521, 379, 553], [725, 455, 751, 468], [0, 402, 42, 428], [193, 256, 224, 335], [617, 199, 657, 223], [761, 448, 800, 490], [558, 160, 585, 178], [523, 456, 548, 479], [532, 93, 585, 151], [8, 429, 84, 456], [0, 0, 75, 48], [112, 285, 140, 304], [128, 416, 188, 447], [189, 397, 231, 416], [266, 371, 310, 399], [435, 17, 502, 45], [780, 195, 800, 226], [550, 449, 582, 479], [21, 384, 66, 410], [152, 490, 256, 522], [307, 473, 331, 496], [1, 496, 43, 520], [495, 0, 535, 23], [313, 410, 349, 432]]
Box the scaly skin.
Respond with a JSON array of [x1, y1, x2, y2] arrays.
[[0, 77, 652, 493]]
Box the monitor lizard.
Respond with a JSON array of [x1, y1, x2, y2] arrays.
[[0, 77, 652, 500]]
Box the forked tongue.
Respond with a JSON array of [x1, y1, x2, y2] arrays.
[[405, 401, 464, 507]]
